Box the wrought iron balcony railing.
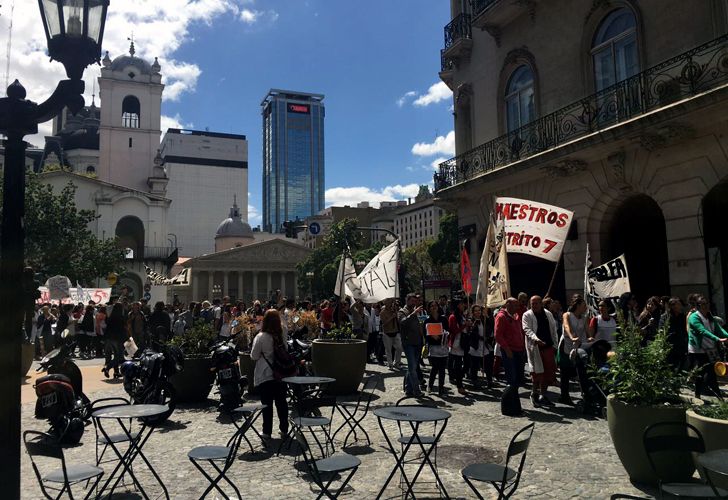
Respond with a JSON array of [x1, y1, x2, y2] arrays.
[[140, 246, 178, 263], [434, 33, 728, 192], [471, 0, 499, 17], [441, 49, 456, 72], [444, 13, 472, 51]]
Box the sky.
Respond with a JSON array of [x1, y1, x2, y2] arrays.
[[0, 0, 454, 227]]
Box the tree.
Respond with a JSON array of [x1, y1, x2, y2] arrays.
[[402, 239, 457, 296], [0, 174, 125, 284], [429, 212, 459, 266]]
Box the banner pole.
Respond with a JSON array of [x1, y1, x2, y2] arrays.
[[545, 258, 561, 298]]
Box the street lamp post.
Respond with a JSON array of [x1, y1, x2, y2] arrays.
[[0, 1, 108, 496], [306, 271, 314, 301]]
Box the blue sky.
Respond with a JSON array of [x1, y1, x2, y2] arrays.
[[3, 0, 454, 227]]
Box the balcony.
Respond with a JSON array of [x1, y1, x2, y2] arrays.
[[442, 13, 473, 64], [471, 0, 537, 46], [123, 246, 178, 266], [439, 49, 456, 88], [434, 33, 728, 193]]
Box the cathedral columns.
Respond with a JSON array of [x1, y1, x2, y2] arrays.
[[238, 272, 244, 302], [223, 272, 229, 297], [267, 272, 272, 298], [252, 271, 259, 301]]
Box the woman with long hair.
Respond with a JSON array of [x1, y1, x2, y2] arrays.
[[250, 309, 289, 440], [559, 294, 589, 405], [424, 300, 449, 395]]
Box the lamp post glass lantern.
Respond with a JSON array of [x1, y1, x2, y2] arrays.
[[0, 2, 109, 497], [38, 0, 109, 79]]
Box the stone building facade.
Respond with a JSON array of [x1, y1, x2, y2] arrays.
[[435, 0, 728, 316]]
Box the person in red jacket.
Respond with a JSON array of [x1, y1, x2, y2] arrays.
[[495, 297, 526, 389]]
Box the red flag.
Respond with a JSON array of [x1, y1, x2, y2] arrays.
[[461, 247, 473, 294]]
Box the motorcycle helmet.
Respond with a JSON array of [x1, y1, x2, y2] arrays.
[[120, 361, 140, 378]]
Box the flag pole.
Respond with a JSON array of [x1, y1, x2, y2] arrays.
[[545, 258, 561, 298]]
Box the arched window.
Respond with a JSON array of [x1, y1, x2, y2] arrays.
[[121, 95, 140, 128], [591, 8, 639, 92], [505, 65, 535, 133], [86, 166, 95, 175]]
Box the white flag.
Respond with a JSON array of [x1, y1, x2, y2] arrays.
[[334, 240, 400, 303], [334, 252, 358, 298], [586, 254, 631, 315], [476, 220, 510, 308]]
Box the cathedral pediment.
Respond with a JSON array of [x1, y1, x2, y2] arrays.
[[185, 239, 310, 269]]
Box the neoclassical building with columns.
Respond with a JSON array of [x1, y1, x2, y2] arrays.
[[177, 239, 310, 303]]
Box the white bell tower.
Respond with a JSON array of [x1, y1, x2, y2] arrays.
[[97, 40, 164, 192]]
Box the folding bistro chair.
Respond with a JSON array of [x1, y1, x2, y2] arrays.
[[461, 422, 535, 500], [88, 397, 137, 467], [332, 374, 381, 448], [643, 421, 728, 499], [289, 395, 337, 458], [294, 428, 361, 500], [188, 417, 250, 500], [24, 430, 104, 500]]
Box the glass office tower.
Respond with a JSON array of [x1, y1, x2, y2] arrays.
[[262, 89, 325, 233]]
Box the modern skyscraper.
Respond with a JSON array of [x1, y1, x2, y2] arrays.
[[261, 89, 325, 233]]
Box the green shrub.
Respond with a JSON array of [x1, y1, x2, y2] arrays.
[[597, 319, 691, 406], [322, 324, 355, 342], [170, 320, 216, 357], [695, 400, 728, 420]]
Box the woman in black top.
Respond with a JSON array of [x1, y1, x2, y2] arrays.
[[149, 301, 171, 342], [103, 302, 127, 378], [424, 301, 449, 395]]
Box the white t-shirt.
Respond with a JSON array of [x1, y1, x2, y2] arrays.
[[595, 316, 618, 347], [250, 330, 288, 386]]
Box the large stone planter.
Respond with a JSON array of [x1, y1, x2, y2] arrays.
[[607, 395, 700, 484], [239, 353, 257, 395], [170, 356, 215, 403], [687, 409, 728, 489], [311, 339, 367, 395], [21, 342, 35, 377]]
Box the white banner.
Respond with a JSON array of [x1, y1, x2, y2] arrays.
[[494, 197, 574, 262], [37, 287, 112, 305], [476, 219, 510, 308], [585, 254, 631, 315], [335, 240, 400, 303], [145, 265, 191, 286]]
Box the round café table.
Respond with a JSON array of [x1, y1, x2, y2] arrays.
[[92, 404, 171, 500], [374, 405, 451, 499], [279, 376, 337, 456], [698, 449, 728, 491]]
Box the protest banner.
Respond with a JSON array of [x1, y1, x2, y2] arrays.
[[461, 246, 473, 295], [585, 253, 631, 315], [37, 287, 112, 305], [46, 275, 72, 300], [144, 265, 192, 286], [335, 240, 399, 303], [476, 219, 510, 308], [494, 197, 574, 263]]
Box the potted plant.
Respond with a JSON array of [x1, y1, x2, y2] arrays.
[[21, 339, 35, 377], [599, 320, 698, 485], [168, 321, 217, 403], [312, 325, 367, 395], [687, 400, 728, 488]]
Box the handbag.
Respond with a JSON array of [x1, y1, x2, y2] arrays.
[[124, 337, 138, 357]]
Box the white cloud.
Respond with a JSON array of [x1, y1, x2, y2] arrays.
[[161, 113, 194, 133], [397, 90, 416, 108], [325, 184, 422, 208], [239, 8, 278, 25], [413, 81, 452, 107], [248, 204, 261, 227], [0, 1, 271, 144], [411, 131, 455, 157]]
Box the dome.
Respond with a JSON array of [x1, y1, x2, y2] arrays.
[[215, 197, 253, 239], [109, 55, 153, 76]]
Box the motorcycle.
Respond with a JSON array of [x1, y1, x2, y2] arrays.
[[120, 340, 183, 424], [287, 337, 313, 376], [210, 336, 247, 412], [34, 331, 90, 444]]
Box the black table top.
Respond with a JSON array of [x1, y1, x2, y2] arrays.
[[698, 449, 728, 474], [92, 404, 169, 419], [282, 376, 336, 385], [374, 405, 451, 422]]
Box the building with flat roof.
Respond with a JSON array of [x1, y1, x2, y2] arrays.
[[162, 128, 248, 257], [261, 89, 325, 233]]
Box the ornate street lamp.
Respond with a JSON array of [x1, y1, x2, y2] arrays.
[[0, 2, 109, 496]]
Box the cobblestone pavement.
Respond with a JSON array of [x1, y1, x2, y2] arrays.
[[21, 362, 657, 499]]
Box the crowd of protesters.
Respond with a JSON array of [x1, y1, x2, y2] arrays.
[[26, 285, 728, 417]]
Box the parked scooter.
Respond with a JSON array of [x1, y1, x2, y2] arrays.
[[120, 340, 183, 424], [287, 337, 313, 376], [210, 335, 247, 412], [34, 331, 90, 444]]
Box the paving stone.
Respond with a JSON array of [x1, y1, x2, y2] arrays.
[[21, 363, 657, 499]]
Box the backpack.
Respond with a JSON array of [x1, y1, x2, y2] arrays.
[[263, 339, 297, 380]]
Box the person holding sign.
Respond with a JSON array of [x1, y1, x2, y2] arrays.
[[424, 301, 449, 396]]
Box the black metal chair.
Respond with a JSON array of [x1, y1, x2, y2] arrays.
[[289, 395, 337, 458], [332, 374, 381, 448], [294, 428, 361, 500], [187, 416, 250, 500], [88, 397, 137, 467], [643, 421, 728, 499], [461, 422, 535, 500], [24, 430, 104, 500]]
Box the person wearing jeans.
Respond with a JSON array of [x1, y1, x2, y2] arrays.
[[399, 294, 424, 396], [424, 301, 449, 395], [495, 298, 526, 390], [380, 299, 402, 369], [251, 309, 289, 439]]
